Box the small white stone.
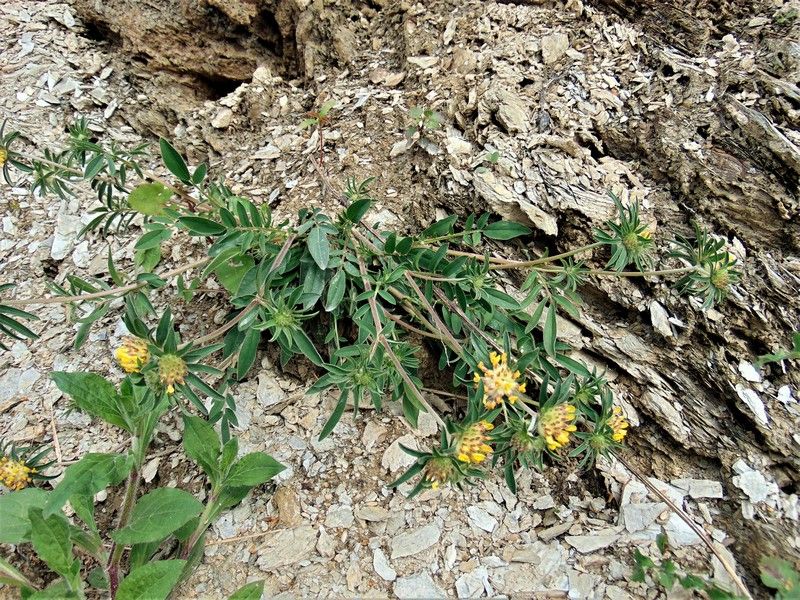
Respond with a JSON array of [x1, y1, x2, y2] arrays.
[[735, 384, 769, 426], [542, 32, 570, 65], [393, 573, 447, 599], [390, 524, 441, 559], [373, 548, 397, 582], [565, 532, 619, 553], [324, 504, 354, 529], [211, 108, 233, 129], [381, 434, 418, 472], [467, 506, 498, 533], [738, 360, 761, 383]]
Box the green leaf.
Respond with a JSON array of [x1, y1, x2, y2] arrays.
[[656, 532, 668, 554], [215, 255, 255, 294], [345, 199, 371, 223], [28, 579, 78, 599], [324, 270, 346, 312], [192, 163, 208, 185], [307, 226, 330, 270], [228, 581, 265, 600], [29, 508, 74, 577], [291, 329, 324, 366], [112, 489, 203, 545], [116, 560, 186, 600], [421, 215, 457, 238], [0, 488, 49, 543], [237, 328, 260, 380], [178, 216, 227, 236], [0, 555, 36, 590], [51, 372, 129, 431], [504, 462, 517, 494], [319, 389, 348, 440], [128, 183, 173, 216], [679, 574, 705, 590], [543, 303, 557, 357], [44, 453, 132, 516], [182, 415, 221, 482], [224, 453, 285, 488], [134, 227, 171, 251], [484, 220, 531, 240], [159, 138, 191, 183], [135, 246, 161, 273]]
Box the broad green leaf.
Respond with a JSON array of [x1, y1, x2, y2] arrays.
[[324, 270, 346, 312], [28, 579, 78, 599], [29, 508, 74, 577], [45, 453, 132, 516], [224, 453, 285, 488], [228, 581, 265, 600], [484, 220, 531, 240], [215, 255, 255, 294], [112, 488, 202, 545], [345, 199, 371, 223], [51, 372, 128, 431], [135, 246, 161, 273], [421, 215, 457, 238], [307, 226, 330, 270], [178, 216, 226, 236], [116, 560, 186, 600], [128, 183, 173, 216], [0, 488, 49, 543], [134, 227, 171, 251], [182, 415, 221, 483], [159, 138, 191, 183]]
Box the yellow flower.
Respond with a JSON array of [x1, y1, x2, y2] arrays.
[[538, 404, 577, 451], [0, 456, 35, 491], [608, 406, 629, 442], [115, 336, 150, 373], [423, 456, 457, 490], [473, 352, 527, 409], [455, 420, 494, 464], [0, 147, 7, 168], [158, 354, 187, 394]]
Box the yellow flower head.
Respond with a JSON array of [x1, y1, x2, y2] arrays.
[[538, 404, 577, 451], [423, 456, 457, 490], [158, 354, 187, 394], [455, 420, 494, 464], [473, 352, 527, 409], [115, 336, 150, 373], [0, 147, 7, 168], [0, 456, 35, 491], [608, 406, 629, 443]]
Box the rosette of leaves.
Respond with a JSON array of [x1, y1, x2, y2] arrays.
[[594, 192, 654, 271]]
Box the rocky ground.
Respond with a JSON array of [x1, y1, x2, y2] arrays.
[[1, 0, 799, 598]]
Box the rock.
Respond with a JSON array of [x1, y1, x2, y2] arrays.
[[407, 56, 438, 69], [255, 526, 316, 571], [671, 479, 724, 499], [532, 494, 556, 510], [71, 241, 90, 268], [467, 505, 498, 533], [390, 523, 441, 559], [316, 526, 336, 558], [416, 410, 439, 437], [362, 421, 387, 451], [252, 143, 281, 160], [568, 569, 598, 599], [445, 135, 473, 157], [495, 89, 530, 133], [621, 502, 666, 533], [393, 573, 447, 599], [538, 521, 572, 541], [473, 170, 557, 236], [738, 360, 761, 383], [324, 504, 354, 529], [455, 566, 490, 598], [256, 374, 289, 414], [273, 486, 302, 526], [542, 32, 570, 64], [565, 532, 619, 553], [52, 205, 81, 260], [355, 505, 390, 522], [508, 541, 564, 572], [211, 108, 233, 129], [663, 513, 701, 547], [732, 468, 777, 503], [381, 434, 418, 473], [735, 385, 769, 426], [649, 301, 673, 338], [373, 547, 397, 582]]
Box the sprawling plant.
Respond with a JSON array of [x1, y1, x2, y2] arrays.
[[0, 115, 749, 597]]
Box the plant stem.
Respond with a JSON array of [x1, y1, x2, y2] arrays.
[[107, 462, 141, 598], [3, 258, 209, 307], [536, 266, 694, 278], [181, 495, 217, 559]]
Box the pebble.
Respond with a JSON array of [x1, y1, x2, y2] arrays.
[[390, 523, 441, 558], [211, 108, 233, 128], [324, 504, 354, 529], [255, 526, 317, 571], [372, 547, 397, 582], [381, 434, 418, 472], [455, 566, 490, 598], [565, 532, 619, 553], [541, 32, 570, 64], [355, 505, 390, 522], [393, 573, 447, 599], [467, 505, 498, 532]]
